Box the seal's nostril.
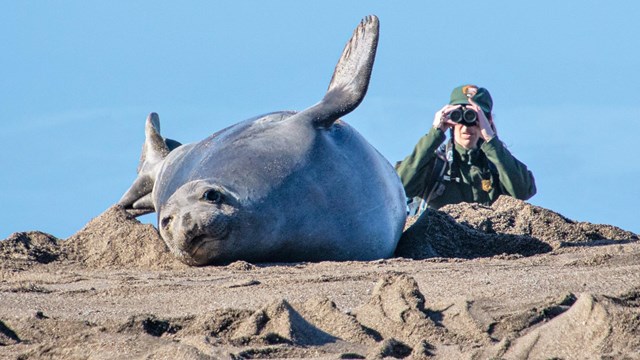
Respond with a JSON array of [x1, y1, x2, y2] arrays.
[[161, 216, 173, 230], [182, 213, 192, 227]]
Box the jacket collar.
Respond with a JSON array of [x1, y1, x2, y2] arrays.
[[454, 140, 484, 165]]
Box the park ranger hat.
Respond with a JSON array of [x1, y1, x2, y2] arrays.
[[449, 85, 493, 116]]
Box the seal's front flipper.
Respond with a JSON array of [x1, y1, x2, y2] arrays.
[[119, 174, 155, 213], [118, 112, 181, 216], [293, 15, 379, 129], [123, 193, 154, 217]]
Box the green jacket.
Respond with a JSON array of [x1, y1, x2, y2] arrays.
[[396, 127, 536, 209]]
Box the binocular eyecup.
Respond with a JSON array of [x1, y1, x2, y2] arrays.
[[449, 108, 477, 125]]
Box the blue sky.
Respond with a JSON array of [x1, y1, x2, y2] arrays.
[[2, 1, 639, 239]]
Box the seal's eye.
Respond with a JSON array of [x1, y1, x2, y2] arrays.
[[202, 189, 223, 204]]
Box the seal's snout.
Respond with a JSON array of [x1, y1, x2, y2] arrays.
[[157, 203, 234, 266], [160, 210, 198, 241], [160, 204, 230, 246]]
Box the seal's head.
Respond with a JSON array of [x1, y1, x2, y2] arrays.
[[158, 180, 239, 265]]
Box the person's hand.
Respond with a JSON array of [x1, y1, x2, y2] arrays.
[[468, 99, 496, 141], [432, 104, 461, 131]]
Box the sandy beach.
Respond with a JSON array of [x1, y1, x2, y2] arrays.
[[1, 196, 639, 359]]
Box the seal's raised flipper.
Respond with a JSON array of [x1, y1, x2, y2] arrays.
[[118, 112, 181, 216], [292, 15, 379, 129]]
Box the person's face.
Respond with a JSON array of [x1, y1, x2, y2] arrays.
[[454, 120, 481, 149]]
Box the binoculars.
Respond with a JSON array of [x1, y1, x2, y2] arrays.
[[449, 107, 477, 125]]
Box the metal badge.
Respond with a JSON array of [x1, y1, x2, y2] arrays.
[[481, 179, 492, 192]]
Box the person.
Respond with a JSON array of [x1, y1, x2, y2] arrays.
[[396, 85, 536, 214]]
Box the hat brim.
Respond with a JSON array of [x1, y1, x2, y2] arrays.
[[449, 100, 491, 118], [449, 99, 471, 106]]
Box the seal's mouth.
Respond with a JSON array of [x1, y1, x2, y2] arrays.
[[187, 235, 210, 255], [179, 234, 229, 265], [162, 214, 233, 266], [173, 235, 211, 266]]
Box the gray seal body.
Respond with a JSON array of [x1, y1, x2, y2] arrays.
[[119, 16, 407, 265]]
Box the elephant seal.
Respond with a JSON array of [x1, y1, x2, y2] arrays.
[[118, 15, 407, 265]]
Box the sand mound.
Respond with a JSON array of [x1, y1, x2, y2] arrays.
[[397, 196, 638, 259], [297, 297, 381, 346], [231, 299, 338, 346], [0, 231, 61, 266], [354, 274, 441, 347], [444, 196, 638, 247], [63, 205, 184, 269], [396, 209, 552, 259], [353, 274, 468, 359], [498, 288, 640, 359]]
